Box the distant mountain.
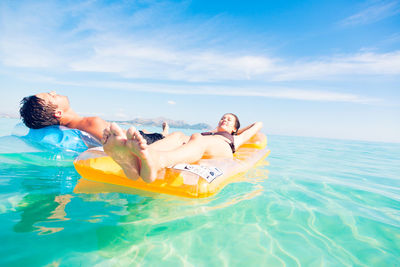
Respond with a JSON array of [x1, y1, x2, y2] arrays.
[[114, 117, 212, 130]]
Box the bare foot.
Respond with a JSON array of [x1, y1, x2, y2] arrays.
[[101, 125, 112, 144], [162, 122, 169, 136], [126, 127, 163, 183], [102, 123, 140, 180]]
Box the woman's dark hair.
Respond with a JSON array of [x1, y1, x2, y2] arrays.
[[19, 95, 60, 129], [225, 113, 240, 135]]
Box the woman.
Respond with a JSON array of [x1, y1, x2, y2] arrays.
[[102, 113, 263, 183]]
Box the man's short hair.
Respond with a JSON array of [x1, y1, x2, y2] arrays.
[[19, 95, 60, 129]]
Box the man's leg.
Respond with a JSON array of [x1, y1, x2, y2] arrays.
[[102, 123, 141, 180], [161, 122, 169, 136], [125, 131, 231, 182]]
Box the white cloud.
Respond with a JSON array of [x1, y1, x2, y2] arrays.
[[69, 44, 277, 82], [44, 79, 380, 104], [272, 51, 400, 81], [0, 40, 57, 68], [167, 100, 176, 105], [1, 0, 400, 83], [339, 1, 400, 27], [68, 41, 400, 82], [0, 0, 396, 106]]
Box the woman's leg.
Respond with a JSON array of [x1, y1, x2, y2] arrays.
[[148, 131, 189, 151]]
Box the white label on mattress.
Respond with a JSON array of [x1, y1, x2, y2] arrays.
[[88, 146, 104, 152], [172, 164, 223, 183]]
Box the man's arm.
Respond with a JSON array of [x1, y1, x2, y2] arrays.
[[78, 117, 110, 141]]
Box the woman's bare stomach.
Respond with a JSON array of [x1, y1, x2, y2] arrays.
[[202, 135, 233, 159]]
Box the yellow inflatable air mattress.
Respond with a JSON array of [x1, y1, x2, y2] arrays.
[[73, 133, 269, 198]]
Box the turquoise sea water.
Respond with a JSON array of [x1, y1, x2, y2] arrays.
[[0, 118, 399, 266]]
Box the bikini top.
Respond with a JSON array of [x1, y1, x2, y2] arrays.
[[201, 131, 236, 153]]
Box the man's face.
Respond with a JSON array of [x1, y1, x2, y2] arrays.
[[36, 91, 70, 111]]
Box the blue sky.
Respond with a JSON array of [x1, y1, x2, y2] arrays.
[[0, 0, 399, 143]]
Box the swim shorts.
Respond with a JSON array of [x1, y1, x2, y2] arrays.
[[139, 131, 164, 145]]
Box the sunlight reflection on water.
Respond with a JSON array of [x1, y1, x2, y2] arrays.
[[0, 119, 399, 266]]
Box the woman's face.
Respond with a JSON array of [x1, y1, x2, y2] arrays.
[[218, 114, 237, 133]]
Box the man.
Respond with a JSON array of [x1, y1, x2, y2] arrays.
[[19, 91, 169, 143]]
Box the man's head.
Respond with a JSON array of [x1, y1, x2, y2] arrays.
[[20, 91, 70, 129]]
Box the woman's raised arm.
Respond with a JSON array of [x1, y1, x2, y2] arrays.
[[234, 121, 263, 147]]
